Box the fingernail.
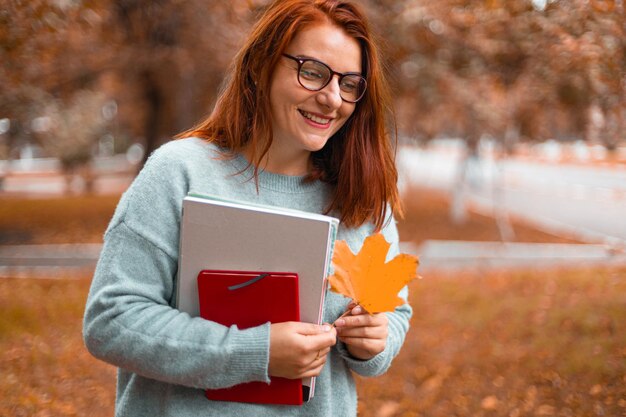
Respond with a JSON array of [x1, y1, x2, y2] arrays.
[[322, 325, 331, 332], [335, 319, 345, 327], [353, 306, 362, 314]]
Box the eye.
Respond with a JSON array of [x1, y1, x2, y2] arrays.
[[340, 76, 362, 92], [299, 60, 330, 83], [340, 79, 357, 92], [300, 68, 325, 81]]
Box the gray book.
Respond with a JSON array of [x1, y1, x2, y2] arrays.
[[176, 193, 339, 400]]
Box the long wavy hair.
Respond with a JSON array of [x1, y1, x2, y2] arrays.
[[177, 0, 402, 230]]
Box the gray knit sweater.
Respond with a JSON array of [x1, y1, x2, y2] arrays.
[[83, 137, 411, 417]]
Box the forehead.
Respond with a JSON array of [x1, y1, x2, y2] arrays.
[[285, 22, 362, 73]]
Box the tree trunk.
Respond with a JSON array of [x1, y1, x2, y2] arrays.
[[140, 70, 163, 169]]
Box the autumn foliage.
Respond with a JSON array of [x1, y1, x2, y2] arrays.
[[329, 233, 419, 313], [2, 0, 624, 164]]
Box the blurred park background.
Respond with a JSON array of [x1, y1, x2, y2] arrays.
[[1, 0, 625, 416]]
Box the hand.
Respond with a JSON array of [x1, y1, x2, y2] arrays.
[[268, 321, 336, 379], [334, 304, 388, 360]]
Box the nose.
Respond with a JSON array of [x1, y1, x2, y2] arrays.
[[316, 75, 343, 110]]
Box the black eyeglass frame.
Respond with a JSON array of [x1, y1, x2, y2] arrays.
[[282, 53, 367, 103]]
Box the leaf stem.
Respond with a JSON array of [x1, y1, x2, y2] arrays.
[[331, 304, 358, 327]]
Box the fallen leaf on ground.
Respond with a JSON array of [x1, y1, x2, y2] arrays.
[[377, 400, 400, 417], [481, 395, 499, 410]]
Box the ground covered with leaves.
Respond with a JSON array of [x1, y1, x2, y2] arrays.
[[0, 278, 114, 416], [1, 267, 624, 416], [2, 190, 622, 416], [357, 267, 626, 417], [0, 195, 120, 245]]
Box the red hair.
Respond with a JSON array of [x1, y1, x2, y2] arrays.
[[177, 0, 402, 230]]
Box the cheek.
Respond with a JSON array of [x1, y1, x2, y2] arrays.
[[269, 81, 294, 116], [337, 105, 357, 128], [270, 89, 306, 120]]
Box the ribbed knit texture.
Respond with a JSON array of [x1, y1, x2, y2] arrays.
[[83, 137, 412, 417]]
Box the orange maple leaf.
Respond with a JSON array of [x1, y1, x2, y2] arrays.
[[328, 233, 419, 313]]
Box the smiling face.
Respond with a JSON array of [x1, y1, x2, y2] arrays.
[[266, 22, 362, 174]]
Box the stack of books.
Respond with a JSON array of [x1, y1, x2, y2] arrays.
[[176, 194, 339, 405]]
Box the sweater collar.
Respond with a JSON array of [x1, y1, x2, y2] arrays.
[[228, 152, 326, 194]]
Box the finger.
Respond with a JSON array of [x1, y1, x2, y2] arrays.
[[299, 351, 328, 375], [336, 303, 364, 321], [312, 346, 331, 356], [351, 312, 387, 326], [332, 309, 353, 328], [338, 336, 385, 353], [341, 315, 373, 328], [350, 305, 364, 315], [294, 322, 333, 336], [289, 346, 329, 374], [309, 350, 329, 367], [336, 314, 384, 328], [315, 346, 331, 359], [300, 361, 327, 378], [306, 327, 337, 351], [336, 326, 386, 339]]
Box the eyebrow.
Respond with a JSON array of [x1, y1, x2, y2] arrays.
[[289, 53, 363, 75]]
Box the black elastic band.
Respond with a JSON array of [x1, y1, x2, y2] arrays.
[[227, 273, 269, 291]]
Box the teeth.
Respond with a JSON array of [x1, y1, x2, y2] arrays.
[[300, 110, 330, 125]]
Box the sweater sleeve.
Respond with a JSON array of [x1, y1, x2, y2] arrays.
[[335, 213, 413, 377], [82, 143, 271, 389]]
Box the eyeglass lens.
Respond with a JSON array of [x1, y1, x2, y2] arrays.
[[298, 60, 366, 103]]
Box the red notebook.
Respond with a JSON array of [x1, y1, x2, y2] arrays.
[[197, 269, 303, 406]]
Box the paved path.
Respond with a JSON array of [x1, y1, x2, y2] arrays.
[[398, 144, 626, 248], [401, 241, 626, 271], [0, 244, 101, 278], [1, 155, 135, 196], [2, 241, 624, 279]]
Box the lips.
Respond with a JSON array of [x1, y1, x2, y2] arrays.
[[298, 109, 332, 125]]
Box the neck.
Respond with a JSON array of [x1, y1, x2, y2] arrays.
[[243, 143, 311, 176]]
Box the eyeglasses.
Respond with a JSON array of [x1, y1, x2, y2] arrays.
[[282, 53, 367, 103]]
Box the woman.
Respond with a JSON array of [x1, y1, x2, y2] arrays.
[[83, 0, 411, 416]]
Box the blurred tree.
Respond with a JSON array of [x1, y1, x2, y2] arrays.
[[360, 0, 624, 233], [0, 0, 119, 173], [38, 90, 109, 193], [363, 0, 625, 148], [104, 0, 261, 166], [1, 0, 624, 174], [0, 0, 261, 170]]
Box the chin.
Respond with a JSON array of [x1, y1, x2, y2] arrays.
[[305, 140, 331, 153], [303, 133, 334, 151]]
